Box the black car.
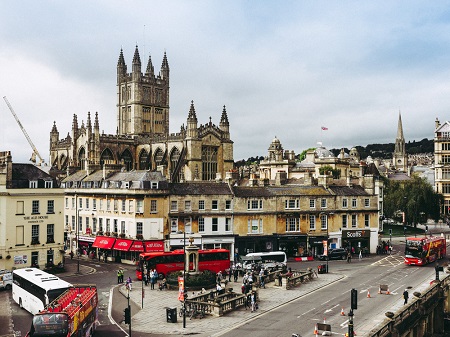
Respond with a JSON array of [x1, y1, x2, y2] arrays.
[[317, 248, 347, 261]]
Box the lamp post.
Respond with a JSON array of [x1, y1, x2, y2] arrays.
[[75, 194, 80, 274], [183, 230, 186, 329]]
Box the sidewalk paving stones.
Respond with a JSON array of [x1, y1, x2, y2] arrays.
[[118, 272, 343, 336]]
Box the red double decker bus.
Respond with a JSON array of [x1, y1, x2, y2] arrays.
[[136, 248, 230, 280], [404, 236, 446, 266]]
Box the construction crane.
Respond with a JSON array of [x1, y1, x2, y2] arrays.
[[3, 96, 45, 165]]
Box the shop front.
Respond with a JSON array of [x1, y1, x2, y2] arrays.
[[91, 236, 116, 261], [308, 235, 328, 257], [274, 234, 308, 258], [342, 229, 371, 254], [234, 235, 277, 257], [112, 239, 165, 263], [77, 235, 96, 257]]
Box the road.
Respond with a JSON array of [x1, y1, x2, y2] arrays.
[[220, 251, 443, 337], [9, 258, 132, 337], [5, 228, 449, 337]]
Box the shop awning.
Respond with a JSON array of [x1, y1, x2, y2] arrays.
[[113, 239, 133, 252], [144, 240, 164, 252], [92, 236, 116, 250], [129, 241, 144, 252]]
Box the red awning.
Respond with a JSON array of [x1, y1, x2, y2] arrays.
[[92, 236, 116, 250], [129, 241, 144, 252], [144, 240, 164, 252], [113, 239, 133, 252]]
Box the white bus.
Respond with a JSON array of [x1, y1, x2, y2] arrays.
[[243, 251, 287, 271], [12, 268, 72, 315]]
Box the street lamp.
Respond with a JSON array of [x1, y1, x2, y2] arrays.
[[183, 230, 186, 329], [75, 194, 80, 274]]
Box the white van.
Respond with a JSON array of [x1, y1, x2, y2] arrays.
[[243, 251, 287, 271], [0, 270, 13, 290]]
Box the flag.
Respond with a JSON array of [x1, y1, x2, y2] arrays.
[[321, 126, 328, 130]]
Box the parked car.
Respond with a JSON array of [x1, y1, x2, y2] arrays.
[[317, 248, 347, 261], [0, 270, 12, 290]]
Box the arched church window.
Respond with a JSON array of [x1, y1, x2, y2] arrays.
[[139, 149, 150, 170], [78, 148, 86, 170], [154, 148, 164, 166], [120, 149, 133, 171], [202, 146, 218, 181], [100, 148, 115, 167]]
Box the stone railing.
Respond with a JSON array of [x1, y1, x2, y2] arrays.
[[185, 288, 250, 316], [285, 269, 315, 290]]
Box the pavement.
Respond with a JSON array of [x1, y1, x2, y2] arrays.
[[115, 271, 343, 337]]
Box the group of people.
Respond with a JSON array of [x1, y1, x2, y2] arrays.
[[377, 241, 393, 255], [143, 269, 159, 290], [116, 269, 132, 290]]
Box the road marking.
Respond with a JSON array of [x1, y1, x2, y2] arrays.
[[324, 304, 340, 313], [298, 307, 316, 317]]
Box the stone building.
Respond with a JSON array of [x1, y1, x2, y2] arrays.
[[61, 169, 169, 263], [0, 151, 64, 270], [434, 117, 450, 215], [50, 46, 234, 182]]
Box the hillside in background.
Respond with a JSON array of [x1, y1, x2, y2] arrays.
[[235, 138, 433, 167]]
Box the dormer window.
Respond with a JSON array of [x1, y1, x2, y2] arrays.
[[123, 182, 130, 189], [115, 181, 121, 188], [45, 181, 53, 188], [151, 182, 158, 189], [102, 181, 109, 188], [29, 181, 38, 188], [93, 181, 99, 188]]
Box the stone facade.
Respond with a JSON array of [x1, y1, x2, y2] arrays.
[[434, 118, 450, 216], [50, 46, 234, 183], [0, 151, 64, 270]]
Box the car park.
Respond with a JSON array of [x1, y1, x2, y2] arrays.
[[317, 248, 347, 261]]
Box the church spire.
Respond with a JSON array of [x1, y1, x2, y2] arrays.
[[146, 54, 154, 77], [187, 100, 198, 138], [393, 110, 407, 172], [396, 111, 404, 140], [117, 48, 127, 83], [219, 105, 230, 138], [132, 45, 141, 80], [161, 51, 169, 80]]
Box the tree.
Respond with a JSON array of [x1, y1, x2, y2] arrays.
[[318, 165, 341, 179], [384, 176, 442, 226]]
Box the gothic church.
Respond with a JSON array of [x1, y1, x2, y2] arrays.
[[50, 46, 234, 182]]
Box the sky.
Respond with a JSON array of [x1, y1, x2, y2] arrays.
[[1, 1, 450, 164]]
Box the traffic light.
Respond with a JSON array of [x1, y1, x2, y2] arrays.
[[351, 288, 357, 310], [124, 307, 131, 324]]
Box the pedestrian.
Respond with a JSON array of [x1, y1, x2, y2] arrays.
[[143, 273, 148, 286], [150, 269, 155, 289], [69, 251, 74, 260], [251, 291, 256, 312], [126, 277, 132, 291], [359, 250, 362, 260], [117, 269, 121, 284], [277, 272, 282, 287], [217, 271, 222, 284], [104, 251, 108, 263], [234, 267, 239, 282], [259, 269, 265, 288], [98, 251, 102, 261], [403, 289, 409, 305], [347, 251, 352, 263], [228, 265, 232, 282]]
